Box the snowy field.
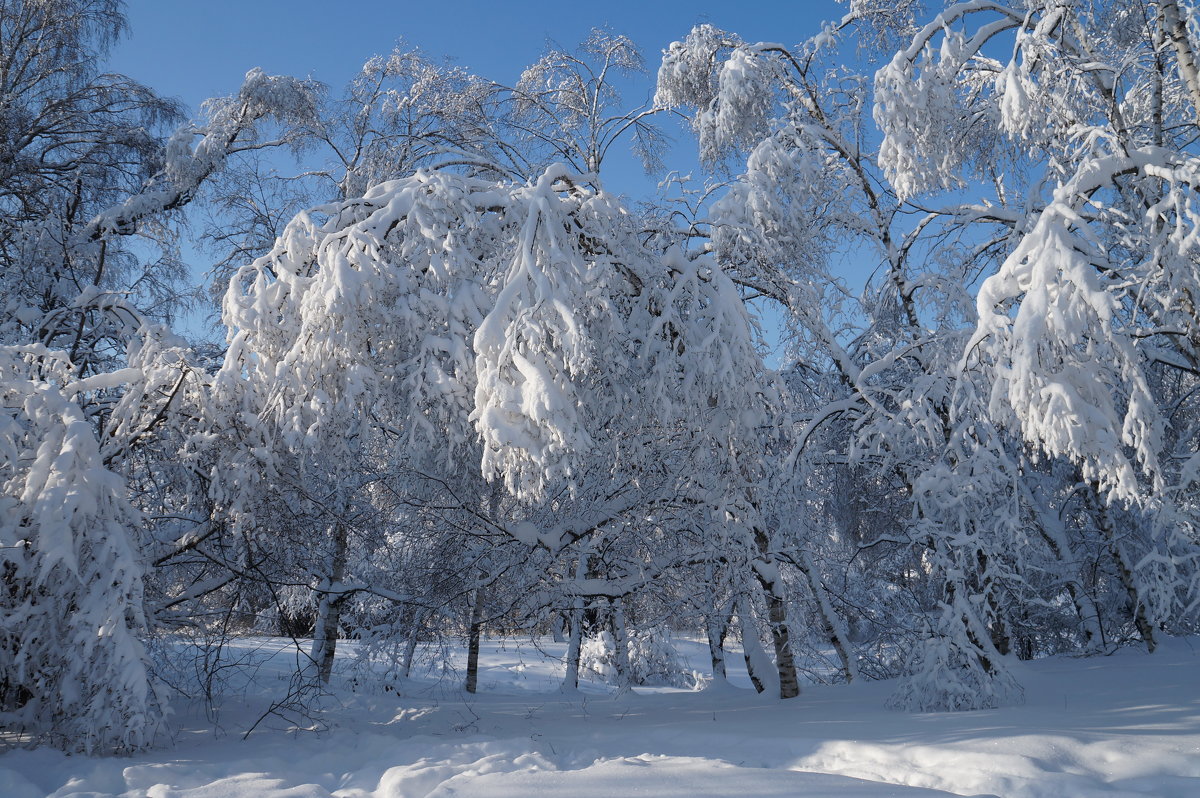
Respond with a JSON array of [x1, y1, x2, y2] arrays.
[[2, 637, 1198, 798]]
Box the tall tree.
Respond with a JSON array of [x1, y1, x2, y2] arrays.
[[875, 0, 1200, 643], [0, 0, 319, 749]]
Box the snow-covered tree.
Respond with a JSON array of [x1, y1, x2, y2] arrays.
[[0, 0, 181, 362], [201, 43, 495, 298], [0, 0, 321, 748], [500, 27, 666, 177], [208, 152, 777, 687], [654, 11, 1081, 707], [875, 0, 1200, 644], [0, 346, 158, 752]]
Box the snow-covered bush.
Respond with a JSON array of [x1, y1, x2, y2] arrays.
[[580, 629, 700, 689], [579, 632, 620, 683], [629, 629, 703, 689], [887, 609, 1024, 712]]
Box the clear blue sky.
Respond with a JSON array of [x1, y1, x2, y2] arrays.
[[110, 1, 845, 114]]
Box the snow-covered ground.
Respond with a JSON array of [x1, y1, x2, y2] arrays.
[[2, 635, 1198, 797]]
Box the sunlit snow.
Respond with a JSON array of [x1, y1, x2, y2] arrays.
[[3, 636, 1197, 797]]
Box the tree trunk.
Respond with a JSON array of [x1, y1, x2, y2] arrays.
[[401, 609, 423, 678], [611, 598, 633, 695], [736, 598, 777, 696], [765, 585, 801, 699], [1030, 495, 1104, 651], [551, 612, 568, 643], [1158, 1, 1200, 123], [752, 527, 800, 699], [945, 573, 999, 676], [703, 561, 730, 680], [707, 614, 729, 680], [706, 603, 732, 681], [562, 555, 588, 691], [798, 551, 857, 683], [1089, 485, 1157, 653], [1064, 578, 1104, 651], [465, 584, 486, 693], [977, 550, 1011, 657], [310, 520, 348, 684]]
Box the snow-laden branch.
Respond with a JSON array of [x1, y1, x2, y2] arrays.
[[81, 68, 319, 243]]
